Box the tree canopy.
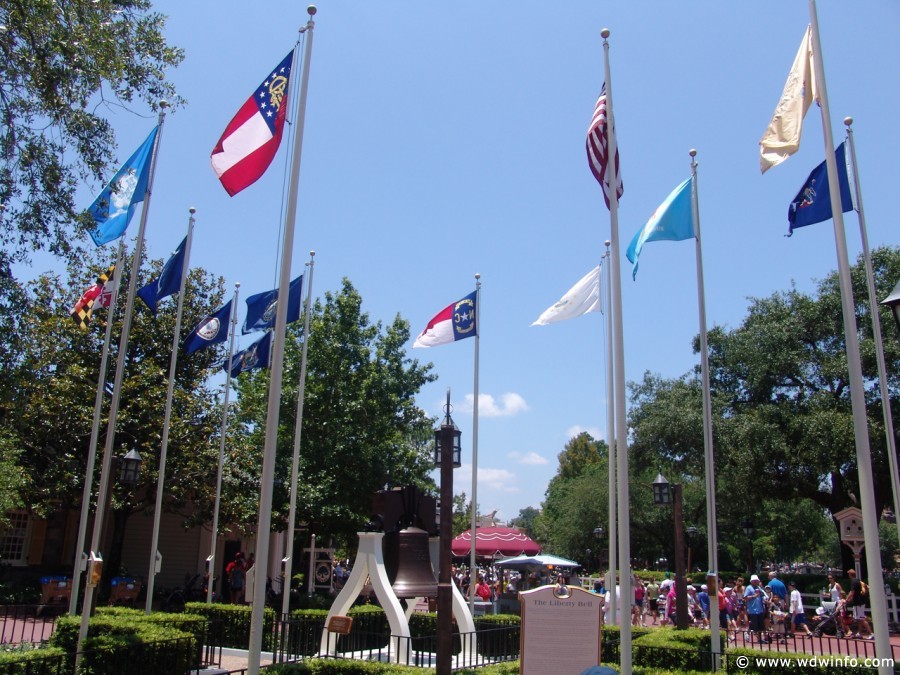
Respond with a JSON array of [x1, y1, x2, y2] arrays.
[[0, 0, 183, 270], [231, 278, 437, 547]]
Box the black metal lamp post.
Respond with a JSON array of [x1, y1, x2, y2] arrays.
[[652, 473, 688, 629], [685, 525, 698, 574], [881, 280, 900, 338], [593, 526, 605, 570], [434, 389, 461, 675], [118, 448, 143, 486], [741, 518, 755, 574]]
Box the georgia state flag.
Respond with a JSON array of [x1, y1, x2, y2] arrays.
[[413, 291, 478, 348], [211, 51, 294, 196]]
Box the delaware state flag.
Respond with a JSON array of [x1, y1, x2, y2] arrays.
[[211, 51, 294, 196], [413, 291, 478, 348]]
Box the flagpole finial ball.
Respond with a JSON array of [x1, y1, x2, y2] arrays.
[[159, 100, 169, 109], [310, 250, 316, 257], [235, 282, 241, 289], [307, 5, 317, 16], [601, 28, 610, 39], [843, 116, 853, 127], [189, 206, 196, 215], [605, 240, 611, 247], [475, 273, 481, 280], [689, 149, 697, 158]]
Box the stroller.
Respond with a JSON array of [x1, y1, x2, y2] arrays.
[[812, 600, 845, 638]]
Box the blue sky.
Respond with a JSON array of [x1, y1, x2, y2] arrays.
[[38, 2, 900, 529]]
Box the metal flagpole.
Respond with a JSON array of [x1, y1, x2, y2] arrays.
[[603, 240, 617, 625], [69, 239, 125, 615], [76, 102, 168, 665], [247, 8, 316, 673], [808, 3, 890, 669], [844, 117, 900, 549], [207, 284, 241, 604], [468, 273, 481, 612], [689, 150, 721, 664], [601, 28, 631, 672], [145, 207, 196, 612], [282, 251, 316, 618]]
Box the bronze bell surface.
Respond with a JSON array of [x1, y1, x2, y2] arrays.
[[390, 526, 438, 599]]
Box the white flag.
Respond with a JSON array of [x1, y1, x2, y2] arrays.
[[532, 265, 602, 326], [759, 26, 817, 174]]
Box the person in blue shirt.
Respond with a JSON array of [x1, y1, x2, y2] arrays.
[[697, 584, 711, 629], [744, 574, 769, 643], [766, 571, 787, 610]]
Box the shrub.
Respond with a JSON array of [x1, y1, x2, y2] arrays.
[[0, 645, 67, 674], [632, 627, 719, 671]]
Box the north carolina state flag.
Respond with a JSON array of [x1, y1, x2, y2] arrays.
[[211, 51, 294, 196], [413, 291, 478, 348]]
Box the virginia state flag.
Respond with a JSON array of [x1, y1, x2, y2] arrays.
[[787, 142, 853, 235], [413, 291, 478, 348], [88, 127, 158, 246], [137, 236, 188, 315], [242, 274, 303, 334], [226, 330, 273, 377], [184, 300, 232, 355], [626, 177, 694, 280], [211, 51, 294, 196]]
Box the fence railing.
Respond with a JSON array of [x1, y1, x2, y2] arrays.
[[0, 604, 59, 646]]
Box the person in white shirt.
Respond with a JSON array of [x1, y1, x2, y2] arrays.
[[788, 580, 812, 636]]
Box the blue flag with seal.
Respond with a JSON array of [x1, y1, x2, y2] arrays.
[[226, 330, 272, 377], [137, 236, 188, 315], [88, 127, 158, 246], [242, 274, 304, 334], [412, 290, 478, 348], [626, 177, 694, 280], [184, 300, 232, 355], [787, 142, 854, 235]]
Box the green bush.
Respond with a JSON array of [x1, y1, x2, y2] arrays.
[[184, 601, 277, 650], [632, 627, 719, 671], [0, 645, 67, 674], [47, 612, 196, 675]]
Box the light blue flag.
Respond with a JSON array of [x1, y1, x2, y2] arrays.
[[626, 177, 694, 279], [88, 127, 159, 246]]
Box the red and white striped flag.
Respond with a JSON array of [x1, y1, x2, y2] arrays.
[[586, 83, 623, 210], [211, 51, 294, 196]]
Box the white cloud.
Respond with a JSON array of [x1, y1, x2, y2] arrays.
[[508, 451, 549, 466], [459, 392, 529, 418], [566, 425, 604, 442]]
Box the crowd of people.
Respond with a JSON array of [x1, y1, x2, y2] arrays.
[[592, 569, 875, 643]]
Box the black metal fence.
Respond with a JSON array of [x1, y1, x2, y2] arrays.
[[0, 605, 60, 646]]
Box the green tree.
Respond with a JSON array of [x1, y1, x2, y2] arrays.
[[510, 506, 539, 540], [232, 279, 437, 548], [0, 248, 226, 578], [0, 0, 184, 268], [627, 246, 900, 574]]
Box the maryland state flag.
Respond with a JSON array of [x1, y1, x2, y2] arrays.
[[70, 265, 115, 330]]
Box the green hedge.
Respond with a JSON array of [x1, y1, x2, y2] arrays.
[[184, 601, 277, 650], [0, 646, 67, 674], [631, 627, 720, 671], [47, 612, 196, 675]]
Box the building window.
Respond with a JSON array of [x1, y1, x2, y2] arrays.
[[0, 512, 32, 566]]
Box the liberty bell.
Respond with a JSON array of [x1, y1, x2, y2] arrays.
[[390, 526, 438, 599], [371, 486, 438, 599]]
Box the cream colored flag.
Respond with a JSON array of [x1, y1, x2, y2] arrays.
[[759, 26, 817, 173]]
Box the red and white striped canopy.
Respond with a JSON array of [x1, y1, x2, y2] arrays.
[[450, 527, 541, 557]]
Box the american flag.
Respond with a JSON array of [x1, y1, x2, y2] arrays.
[[586, 83, 623, 210]]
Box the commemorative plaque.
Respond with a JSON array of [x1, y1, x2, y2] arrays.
[[520, 583, 602, 675]]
